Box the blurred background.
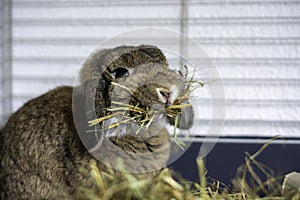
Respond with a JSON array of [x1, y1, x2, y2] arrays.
[[0, 0, 300, 184]]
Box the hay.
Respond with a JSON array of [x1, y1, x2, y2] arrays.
[[75, 138, 300, 200], [75, 159, 197, 200], [88, 100, 192, 129]]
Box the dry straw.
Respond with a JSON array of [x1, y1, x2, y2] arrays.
[[75, 138, 299, 200]]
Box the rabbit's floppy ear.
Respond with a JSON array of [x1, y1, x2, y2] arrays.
[[103, 45, 168, 73], [80, 48, 110, 117], [79, 78, 107, 149], [84, 79, 108, 122], [135, 44, 168, 66], [78, 48, 111, 149]]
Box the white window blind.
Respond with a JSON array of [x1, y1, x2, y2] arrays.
[[0, 0, 12, 126], [1, 0, 299, 138]]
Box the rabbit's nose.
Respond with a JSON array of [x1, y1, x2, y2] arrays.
[[157, 88, 170, 104]]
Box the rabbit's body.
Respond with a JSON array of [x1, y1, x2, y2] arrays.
[[0, 86, 87, 199], [0, 45, 194, 199]]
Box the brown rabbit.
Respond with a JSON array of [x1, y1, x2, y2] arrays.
[[0, 45, 194, 199]]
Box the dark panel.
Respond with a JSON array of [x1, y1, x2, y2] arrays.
[[169, 141, 300, 186]]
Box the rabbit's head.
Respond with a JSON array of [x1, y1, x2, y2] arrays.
[[80, 45, 194, 140]]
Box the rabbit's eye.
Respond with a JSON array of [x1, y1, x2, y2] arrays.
[[115, 68, 129, 78]]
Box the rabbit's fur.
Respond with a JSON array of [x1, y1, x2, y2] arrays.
[[0, 45, 194, 199]]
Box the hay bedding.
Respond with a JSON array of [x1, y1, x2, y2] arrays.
[[75, 139, 299, 200]]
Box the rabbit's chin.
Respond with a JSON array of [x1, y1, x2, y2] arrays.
[[103, 113, 167, 138]]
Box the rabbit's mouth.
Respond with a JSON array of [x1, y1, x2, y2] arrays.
[[88, 94, 191, 134], [88, 82, 192, 136]]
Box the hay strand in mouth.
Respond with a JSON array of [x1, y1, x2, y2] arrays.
[[107, 118, 133, 129], [173, 96, 189, 104], [166, 104, 192, 110], [172, 115, 185, 150], [111, 101, 140, 109], [107, 107, 145, 114], [88, 112, 124, 126], [179, 65, 206, 97], [88, 100, 191, 131], [145, 115, 155, 129], [135, 121, 146, 135]]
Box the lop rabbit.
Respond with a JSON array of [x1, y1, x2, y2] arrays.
[[0, 45, 194, 199]]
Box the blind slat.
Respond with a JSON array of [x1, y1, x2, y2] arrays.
[[3, 0, 299, 137]]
